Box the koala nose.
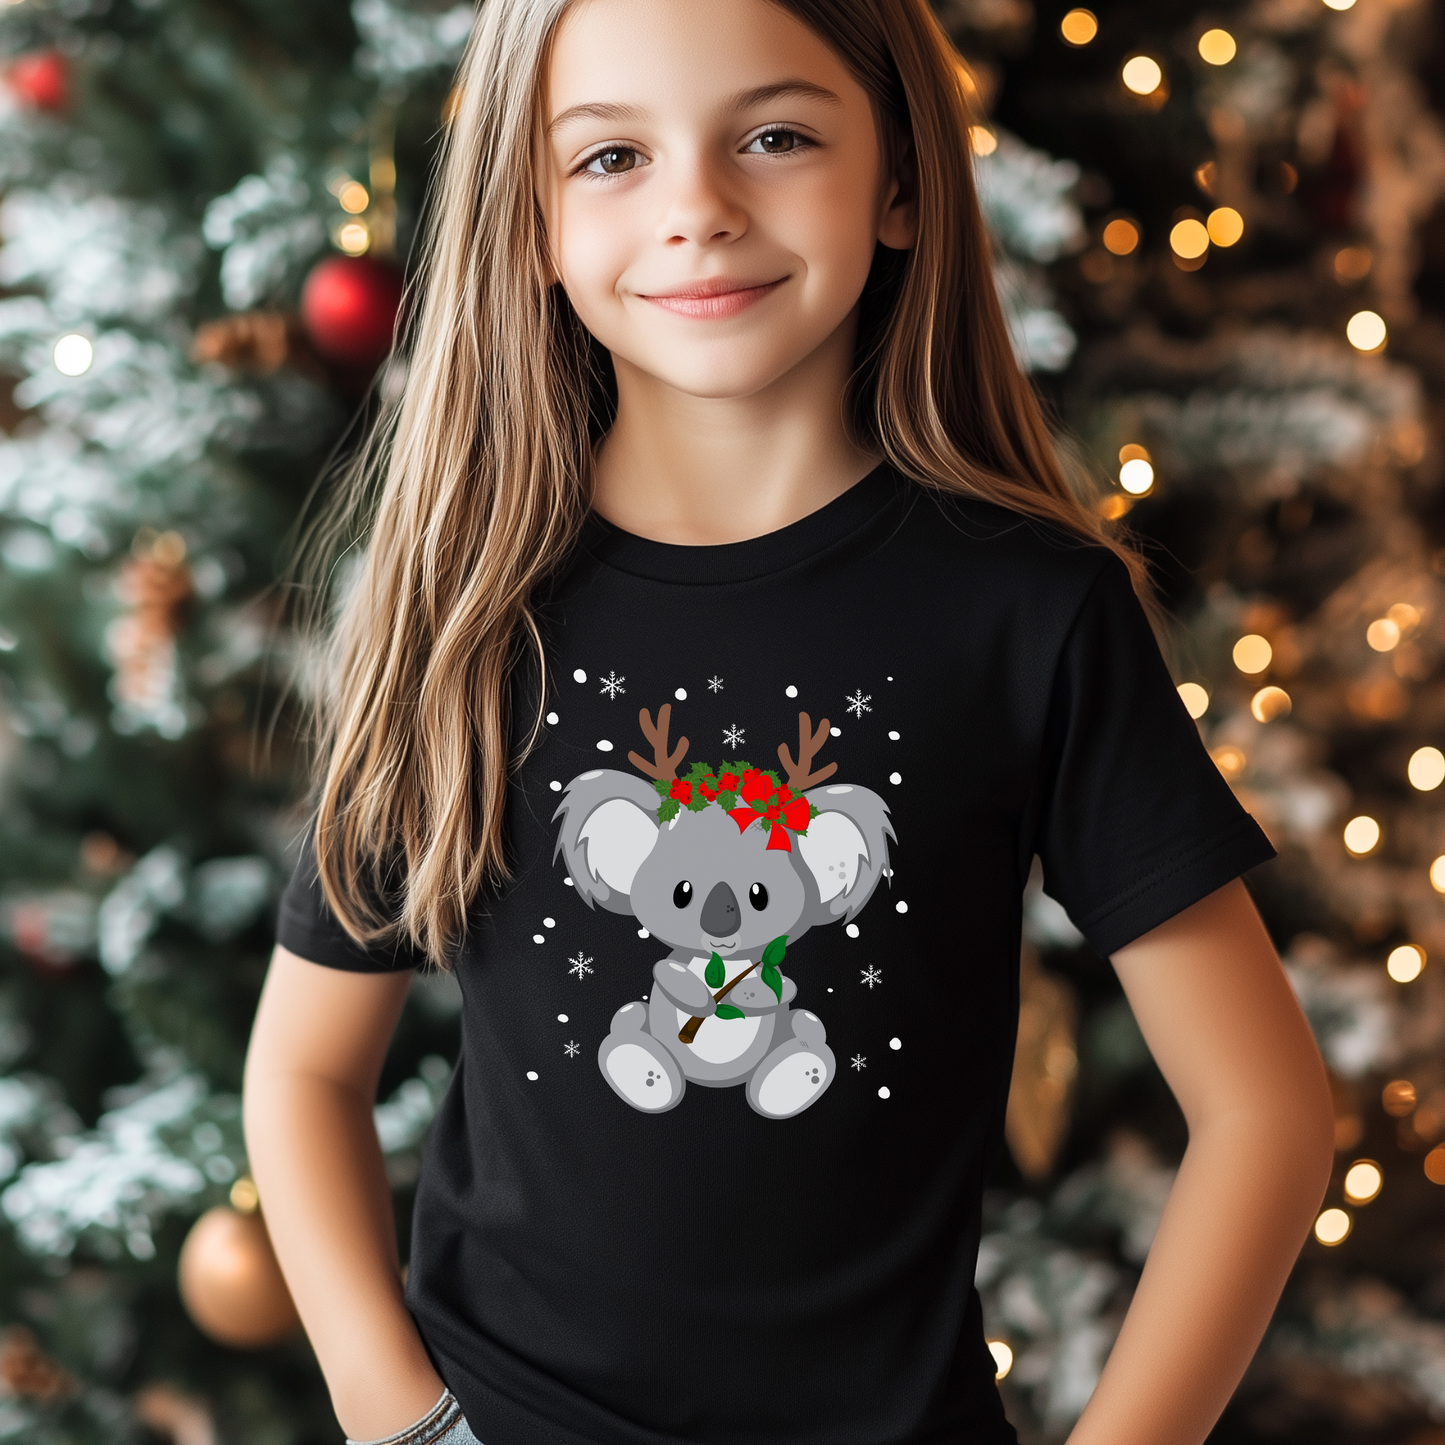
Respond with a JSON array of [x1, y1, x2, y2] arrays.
[[700, 882, 741, 938]]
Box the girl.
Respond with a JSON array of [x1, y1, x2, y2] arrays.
[[243, 1, 1335, 1443]]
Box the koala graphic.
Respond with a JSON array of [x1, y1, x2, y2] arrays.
[[553, 704, 894, 1120]]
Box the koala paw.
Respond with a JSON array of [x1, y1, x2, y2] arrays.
[[598, 1026, 685, 1114], [747, 1034, 835, 1120]]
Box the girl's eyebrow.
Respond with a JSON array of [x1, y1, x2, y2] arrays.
[[547, 79, 843, 136]]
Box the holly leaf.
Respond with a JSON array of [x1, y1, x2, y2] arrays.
[[715, 1004, 746, 1020], [653, 778, 671, 799], [704, 952, 725, 989], [685, 792, 710, 812], [716, 791, 738, 810], [761, 961, 782, 1002], [657, 798, 680, 823], [761, 934, 787, 967]]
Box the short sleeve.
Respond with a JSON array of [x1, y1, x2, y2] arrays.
[[1033, 555, 1276, 956], [276, 822, 424, 973]]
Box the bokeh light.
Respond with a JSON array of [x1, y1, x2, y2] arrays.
[[1314, 1208, 1351, 1245], [1426, 1147, 1445, 1185], [1432, 856, 1445, 892], [1386, 945, 1425, 983], [1102, 218, 1139, 255], [1343, 1161, 1382, 1204], [1177, 683, 1209, 718], [988, 1340, 1013, 1379], [1207, 207, 1244, 246], [1233, 634, 1273, 674], [1347, 310, 1388, 352], [1121, 56, 1164, 95], [336, 221, 370, 255], [1251, 686, 1291, 723], [1170, 218, 1210, 259], [337, 181, 369, 213], [1342, 815, 1380, 855], [1119, 458, 1154, 494], [969, 126, 997, 156], [1060, 8, 1098, 45], [1197, 29, 1236, 64], [1408, 747, 1445, 791], [53, 333, 94, 376], [1382, 1079, 1417, 1116]]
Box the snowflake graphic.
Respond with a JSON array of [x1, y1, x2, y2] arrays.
[[860, 966, 883, 989], [845, 689, 873, 718], [564, 1040, 580, 1058], [708, 675, 724, 693], [567, 952, 594, 979], [723, 723, 745, 749], [850, 1054, 867, 1072], [599, 670, 626, 700]]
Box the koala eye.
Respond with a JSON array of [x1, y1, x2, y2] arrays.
[[673, 880, 693, 909], [749, 883, 769, 910]]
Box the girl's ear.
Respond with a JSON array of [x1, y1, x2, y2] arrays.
[[877, 143, 918, 251]]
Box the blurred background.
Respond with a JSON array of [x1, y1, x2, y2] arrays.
[[1, 0, 1444, 1440]]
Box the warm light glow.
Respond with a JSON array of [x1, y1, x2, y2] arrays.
[[1060, 8, 1098, 45], [1334, 246, 1372, 282], [1210, 744, 1246, 778], [1432, 856, 1445, 893], [229, 1176, 260, 1212], [1178, 682, 1210, 719], [1251, 686, 1291, 723], [1118, 443, 1150, 464], [1342, 815, 1380, 855], [1343, 1161, 1382, 1204], [1102, 218, 1139, 255], [1233, 634, 1273, 674], [338, 181, 370, 214], [1170, 218, 1210, 259], [336, 221, 371, 255], [1426, 1146, 1445, 1185], [988, 1340, 1013, 1379], [1386, 944, 1426, 983], [1314, 1207, 1351, 1245], [1367, 617, 1401, 651], [1347, 310, 1387, 352], [1389, 602, 1421, 629], [1382, 1079, 1417, 1116], [1323, 0, 1356, 9], [53, 333, 93, 376], [1121, 55, 1164, 95], [1207, 207, 1244, 246], [1409, 747, 1445, 791], [1198, 28, 1237, 64], [969, 126, 998, 156], [1119, 458, 1154, 495]]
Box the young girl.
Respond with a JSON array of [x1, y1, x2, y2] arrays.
[[242, 2, 1336, 1443]]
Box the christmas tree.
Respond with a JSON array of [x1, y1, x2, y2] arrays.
[[4, 0, 1445, 1440]]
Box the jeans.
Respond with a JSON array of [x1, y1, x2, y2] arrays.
[[345, 1389, 481, 1445]]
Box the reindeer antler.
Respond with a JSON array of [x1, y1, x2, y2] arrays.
[[628, 703, 689, 781], [779, 711, 838, 790]]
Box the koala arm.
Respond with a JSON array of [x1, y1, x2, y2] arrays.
[[653, 959, 716, 1014]]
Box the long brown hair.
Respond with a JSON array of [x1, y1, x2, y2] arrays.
[[304, 0, 1145, 966]]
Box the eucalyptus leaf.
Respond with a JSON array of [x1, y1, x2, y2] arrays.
[[761, 935, 787, 967], [715, 1003, 746, 1020], [704, 952, 725, 988], [761, 961, 782, 1002]]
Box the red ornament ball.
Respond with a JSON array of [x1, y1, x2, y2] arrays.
[[300, 255, 404, 368], [5, 51, 69, 113]]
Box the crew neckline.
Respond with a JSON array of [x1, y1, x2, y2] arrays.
[[578, 462, 905, 585]]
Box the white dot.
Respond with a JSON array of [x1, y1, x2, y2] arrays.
[[889, 1037, 901, 1050], [563, 876, 573, 886], [533, 933, 545, 943], [889, 771, 902, 784], [883, 868, 892, 878], [543, 917, 555, 927], [845, 923, 860, 938], [53, 333, 94, 376], [597, 739, 613, 751], [888, 730, 900, 740], [549, 780, 562, 791], [638, 927, 650, 938], [573, 669, 586, 683], [896, 901, 908, 913], [830, 726, 841, 736], [878, 1086, 891, 1099], [675, 688, 687, 700], [827, 987, 834, 993], [786, 685, 798, 698], [557, 1014, 569, 1023], [546, 711, 559, 725], [887, 675, 893, 681], [526, 1071, 539, 1081]]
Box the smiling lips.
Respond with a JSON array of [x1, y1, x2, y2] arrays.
[[642, 277, 785, 319]]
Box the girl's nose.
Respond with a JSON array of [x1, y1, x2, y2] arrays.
[[657, 155, 748, 248]]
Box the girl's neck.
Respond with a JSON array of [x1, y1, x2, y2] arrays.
[[590, 313, 878, 547]]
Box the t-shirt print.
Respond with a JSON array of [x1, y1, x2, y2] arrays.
[[552, 695, 897, 1119]]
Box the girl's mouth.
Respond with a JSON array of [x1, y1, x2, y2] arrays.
[[641, 278, 785, 319]]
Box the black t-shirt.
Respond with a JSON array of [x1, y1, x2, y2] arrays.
[[277, 465, 1274, 1445]]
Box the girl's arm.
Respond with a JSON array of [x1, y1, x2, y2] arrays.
[[243, 947, 446, 1440], [1064, 878, 1335, 1445]]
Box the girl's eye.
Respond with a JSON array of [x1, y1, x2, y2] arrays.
[[584, 146, 641, 176], [747, 129, 805, 155]]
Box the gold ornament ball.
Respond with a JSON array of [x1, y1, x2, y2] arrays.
[[178, 1205, 300, 1348]]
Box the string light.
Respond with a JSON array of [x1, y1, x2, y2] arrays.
[[1232, 634, 1272, 674], [1177, 682, 1209, 718], [1060, 8, 1098, 45], [1314, 1208, 1351, 1245], [1210, 744, 1246, 778], [1343, 1161, 1382, 1204], [969, 126, 998, 156], [1389, 602, 1421, 629], [1102, 218, 1139, 255], [1207, 207, 1244, 246], [338, 181, 369, 214], [335, 221, 370, 255], [1322, 0, 1356, 9], [1121, 56, 1164, 96], [1251, 686, 1291, 722], [1169, 218, 1210, 259], [1119, 459, 1154, 495], [1381, 1079, 1417, 1116], [1366, 618, 1400, 651], [1347, 310, 1387, 352], [1409, 747, 1445, 791], [53, 333, 93, 376], [1197, 29, 1237, 65], [1386, 945, 1425, 983], [988, 1340, 1013, 1379], [1342, 815, 1380, 855], [1426, 1146, 1445, 1185], [1334, 246, 1372, 282], [1432, 856, 1445, 893]]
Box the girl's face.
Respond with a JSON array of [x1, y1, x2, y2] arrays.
[[540, 0, 914, 403]]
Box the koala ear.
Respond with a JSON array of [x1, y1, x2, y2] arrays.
[[552, 769, 662, 915], [796, 786, 895, 922]]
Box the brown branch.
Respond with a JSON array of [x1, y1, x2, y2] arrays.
[[677, 961, 761, 1044], [627, 702, 689, 780], [778, 711, 837, 790]]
